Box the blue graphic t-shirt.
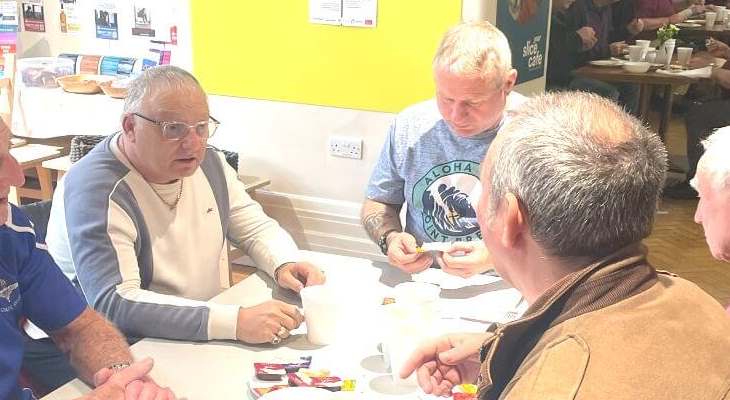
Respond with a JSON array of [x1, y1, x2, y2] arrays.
[[0, 204, 86, 400], [366, 95, 524, 243]]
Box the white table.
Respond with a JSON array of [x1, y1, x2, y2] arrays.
[[43, 251, 520, 400]]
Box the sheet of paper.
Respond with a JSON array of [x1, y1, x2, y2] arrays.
[[412, 267, 502, 290], [342, 0, 377, 27], [309, 0, 341, 25]]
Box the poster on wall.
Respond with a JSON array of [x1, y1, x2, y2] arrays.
[[132, 1, 155, 37], [22, 0, 44, 32], [0, 1, 19, 33], [496, 0, 549, 84], [95, 1, 118, 40], [60, 0, 81, 34]]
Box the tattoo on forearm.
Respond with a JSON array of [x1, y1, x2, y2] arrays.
[[362, 209, 400, 244]]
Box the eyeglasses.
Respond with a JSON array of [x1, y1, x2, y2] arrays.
[[133, 112, 220, 141]]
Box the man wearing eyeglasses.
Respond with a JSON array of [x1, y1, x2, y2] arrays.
[[36, 65, 324, 389]]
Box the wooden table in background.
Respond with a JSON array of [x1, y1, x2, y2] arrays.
[[9, 144, 63, 204], [574, 64, 697, 141]]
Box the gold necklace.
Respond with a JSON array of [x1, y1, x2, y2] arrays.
[[118, 135, 183, 210], [149, 179, 183, 210]]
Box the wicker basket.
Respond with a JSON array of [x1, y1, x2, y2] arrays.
[[99, 80, 128, 99], [69, 135, 105, 163], [56, 75, 112, 94]]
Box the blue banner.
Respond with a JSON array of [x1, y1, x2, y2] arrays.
[[496, 0, 550, 84]]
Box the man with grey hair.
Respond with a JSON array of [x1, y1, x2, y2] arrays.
[[401, 92, 730, 399], [36, 65, 325, 387], [362, 21, 524, 277], [693, 127, 730, 262]]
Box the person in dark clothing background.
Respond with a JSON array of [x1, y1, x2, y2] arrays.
[[546, 0, 644, 115]]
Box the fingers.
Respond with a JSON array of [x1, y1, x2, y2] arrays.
[[124, 380, 144, 400], [388, 234, 434, 273], [277, 267, 305, 292], [93, 367, 114, 387], [111, 358, 154, 387], [416, 362, 436, 393]]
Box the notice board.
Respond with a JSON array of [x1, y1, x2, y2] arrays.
[[190, 1, 462, 113]]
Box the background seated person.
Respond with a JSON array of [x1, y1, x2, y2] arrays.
[[635, 0, 705, 30], [665, 38, 730, 198], [547, 0, 641, 115]]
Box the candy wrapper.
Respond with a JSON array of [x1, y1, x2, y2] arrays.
[[287, 369, 356, 392], [253, 356, 312, 381], [247, 382, 289, 399], [452, 383, 478, 400]]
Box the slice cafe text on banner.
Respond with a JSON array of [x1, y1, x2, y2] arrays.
[[496, 0, 549, 84]]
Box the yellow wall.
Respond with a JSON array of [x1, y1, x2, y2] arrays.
[[191, 1, 462, 113]]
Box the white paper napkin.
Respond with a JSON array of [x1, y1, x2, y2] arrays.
[[656, 65, 712, 78]]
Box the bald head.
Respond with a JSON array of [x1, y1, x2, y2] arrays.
[[483, 92, 667, 259]]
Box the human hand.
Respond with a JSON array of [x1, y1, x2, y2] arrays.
[[576, 26, 597, 50], [609, 41, 628, 57], [688, 51, 716, 68], [436, 242, 493, 278], [399, 333, 488, 396], [627, 18, 645, 36], [275, 262, 326, 292], [236, 300, 304, 344], [82, 358, 176, 400], [691, 4, 706, 14], [707, 37, 730, 59], [386, 232, 433, 273]]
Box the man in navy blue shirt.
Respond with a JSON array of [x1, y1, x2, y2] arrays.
[[0, 120, 175, 399]]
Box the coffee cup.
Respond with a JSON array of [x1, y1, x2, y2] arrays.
[[706, 11, 718, 29], [628, 45, 644, 61]]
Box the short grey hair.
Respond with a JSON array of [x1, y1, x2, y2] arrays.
[[432, 21, 512, 89], [692, 126, 730, 191], [123, 65, 204, 114], [488, 92, 667, 259]]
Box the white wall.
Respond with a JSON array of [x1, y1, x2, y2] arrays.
[[16, 0, 549, 261], [18, 0, 192, 69]]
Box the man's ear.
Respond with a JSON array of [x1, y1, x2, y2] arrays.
[[121, 114, 137, 143], [502, 69, 518, 94], [500, 192, 525, 249]]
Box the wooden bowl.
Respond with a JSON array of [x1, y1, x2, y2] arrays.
[[55, 74, 112, 94], [99, 80, 129, 99]]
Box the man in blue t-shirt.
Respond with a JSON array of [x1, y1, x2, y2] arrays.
[[0, 122, 174, 400], [362, 21, 524, 278]]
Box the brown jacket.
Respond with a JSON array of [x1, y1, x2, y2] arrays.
[[478, 244, 730, 400]]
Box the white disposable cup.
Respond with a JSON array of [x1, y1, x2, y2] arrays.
[[301, 285, 340, 345], [628, 45, 644, 61], [635, 40, 651, 51], [676, 47, 693, 66], [645, 50, 657, 63], [381, 282, 441, 385], [664, 39, 676, 67], [382, 302, 437, 386], [706, 11, 718, 29]]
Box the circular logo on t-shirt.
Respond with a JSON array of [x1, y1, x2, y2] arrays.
[[412, 160, 482, 242]]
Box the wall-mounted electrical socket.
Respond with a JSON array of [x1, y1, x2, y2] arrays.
[[328, 135, 363, 159]]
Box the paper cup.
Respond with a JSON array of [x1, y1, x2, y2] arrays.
[[628, 45, 644, 62], [301, 285, 341, 345], [706, 11, 718, 29], [635, 40, 651, 50], [676, 47, 693, 66]]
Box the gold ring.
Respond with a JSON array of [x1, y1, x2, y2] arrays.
[[271, 335, 282, 345], [277, 326, 288, 337]]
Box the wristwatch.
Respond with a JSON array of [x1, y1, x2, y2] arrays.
[[378, 229, 399, 255]]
